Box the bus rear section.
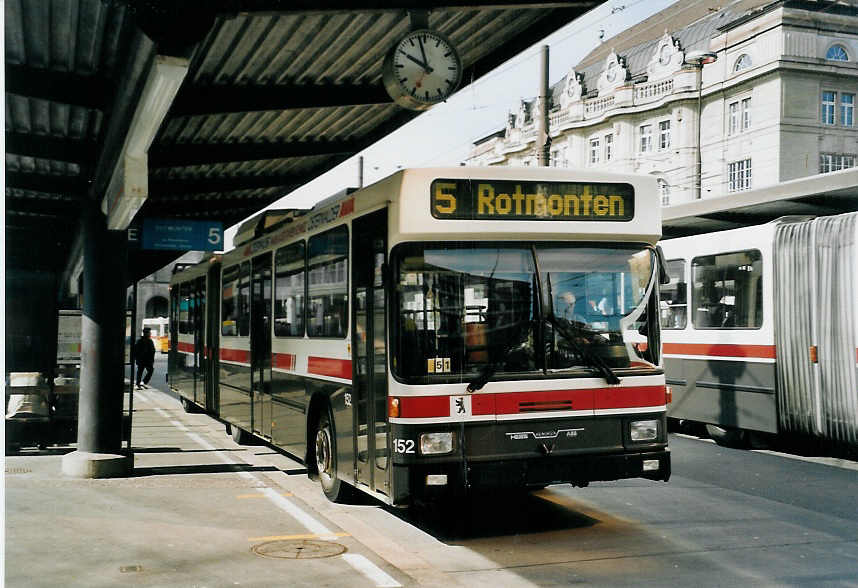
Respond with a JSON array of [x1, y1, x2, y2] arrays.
[[660, 212, 858, 447]]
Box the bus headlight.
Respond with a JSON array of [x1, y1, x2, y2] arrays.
[[630, 419, 659, 441], [419, 432, 454, 455]]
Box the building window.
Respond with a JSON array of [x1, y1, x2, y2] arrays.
[[658, 179, 670, 206], [734, 54, 752, 72], [819, 153, 856, 173], [826, 44, 849, 61], [728, 159, 752, 192], [728, 101, 739, 134], [841, 93, 854, 127], [589, 138, 600, 164], [822, 91, 837, 125], [741, 97, 751, 130], [639, 124, 652, 152], [658, 120, 671, 150], [604, 133, 613, 161], [728, 97, 751, 134]]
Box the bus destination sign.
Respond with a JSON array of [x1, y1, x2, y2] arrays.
[[430, 179, 634, 221]]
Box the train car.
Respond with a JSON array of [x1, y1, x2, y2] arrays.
[[660, 212, 858, 447], [170, 167, 672, 506]]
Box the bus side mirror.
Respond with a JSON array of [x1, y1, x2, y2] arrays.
[[656, 245, 670, 285]]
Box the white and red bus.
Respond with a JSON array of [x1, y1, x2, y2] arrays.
[[659, 212, 858, 448], [169, 167, 671, 505]]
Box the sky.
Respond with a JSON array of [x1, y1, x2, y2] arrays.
[[222, 0, 678, 250]]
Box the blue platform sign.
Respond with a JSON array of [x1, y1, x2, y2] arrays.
[[141, 218, 223, 251]]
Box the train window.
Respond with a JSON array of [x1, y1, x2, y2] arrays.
[[179, 282, 191, 334], [274, 241, 306, 337], [660, 259, 687, 329], [692, 250, 762, 329], [307, 225, 348, 338]]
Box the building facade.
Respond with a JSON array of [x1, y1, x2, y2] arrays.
[[466, 0, 858, 207]]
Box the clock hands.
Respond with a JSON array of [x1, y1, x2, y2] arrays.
[[402, 51, 433, 74], [417, 36, 431, 73]]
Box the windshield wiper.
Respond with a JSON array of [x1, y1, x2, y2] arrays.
[[467, 323, 530, 392], [547, 315, 620, 385]]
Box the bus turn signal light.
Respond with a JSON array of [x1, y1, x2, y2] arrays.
[[665, 386, 673, 404], [388, 397, 400, 418], [809, 346, 818, 363]]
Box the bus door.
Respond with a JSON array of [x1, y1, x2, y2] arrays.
[[193, 276, 207, 409], [251, 253, 273, 439], [352, 210, 389, 496], [205, 265, 220, 415]]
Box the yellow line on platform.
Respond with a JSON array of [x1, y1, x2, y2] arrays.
[[248, 532, 350, 542]]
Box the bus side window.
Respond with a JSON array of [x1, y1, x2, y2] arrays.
[[660, 259, 687, 329], [692, 250, 762, 329]]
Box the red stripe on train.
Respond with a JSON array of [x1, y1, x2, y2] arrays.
[[663, 343, 776, 359], [273, 352, 296, 370], [307, 356, 352, 379], [220, 348, 250, 363], [397, 386, 666, 418], [178, 342, 194, 353]]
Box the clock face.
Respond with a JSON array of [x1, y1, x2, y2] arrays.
[[659, 44, 671, 65], [382, 29, 462, 111], [606, 62, 617, 82]]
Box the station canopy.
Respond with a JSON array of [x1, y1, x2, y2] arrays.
[[4, 1, 603, 283]]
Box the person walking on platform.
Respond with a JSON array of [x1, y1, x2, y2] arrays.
[[134, 327, 156, 390]]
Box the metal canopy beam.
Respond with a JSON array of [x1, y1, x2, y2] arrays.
[[149, 139, 359, 167], [226, 1, 591, 12], [6, 132, 99, 166], [5, 197, 84, 217], [149, 174, 302, 195], [170, 84, 391, 116], [5, 172, 89, 196], [4, 64, 111, 111]]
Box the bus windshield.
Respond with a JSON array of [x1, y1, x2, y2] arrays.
[[392, 242, 656, 382]]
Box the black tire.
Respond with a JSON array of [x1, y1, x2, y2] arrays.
[[313, 410, 350, 503], [705, 424, 749, 448]]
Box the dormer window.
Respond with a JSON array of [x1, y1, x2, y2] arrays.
[[606, 61, 617, 82], [734, 54, 752, 72], [826, 44, 849, 61]]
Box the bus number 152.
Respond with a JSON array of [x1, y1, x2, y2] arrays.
[[393, 439, 415, 454]]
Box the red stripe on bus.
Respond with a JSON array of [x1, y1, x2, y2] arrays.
[[396, 386, 667, 418], [273, 352, 296, 370], [220, 348, 250, 363], [307, 357, 352, 379], [662, 343, 776, 359], [595, 385, 666, 410], [399, 395, 450, 418], [178, 342, 194, 353]]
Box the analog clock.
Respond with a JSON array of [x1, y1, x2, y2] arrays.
[[382, 29, 462, 111]]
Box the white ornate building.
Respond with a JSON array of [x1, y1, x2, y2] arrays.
[[466, 0, 858, 206]]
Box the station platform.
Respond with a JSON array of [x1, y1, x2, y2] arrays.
[[4, 378, 419, 587]]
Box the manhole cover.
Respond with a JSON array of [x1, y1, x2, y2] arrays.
[[251, 540, 347, 560], [5, 468, 32, 474]]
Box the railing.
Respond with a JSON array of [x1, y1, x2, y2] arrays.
[[635, 79, 673, 102], [584, 95, 614, 117]]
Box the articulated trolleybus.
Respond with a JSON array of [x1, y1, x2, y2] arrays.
[[169, 167, 671, 505], [660, 212, 858, 448]]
